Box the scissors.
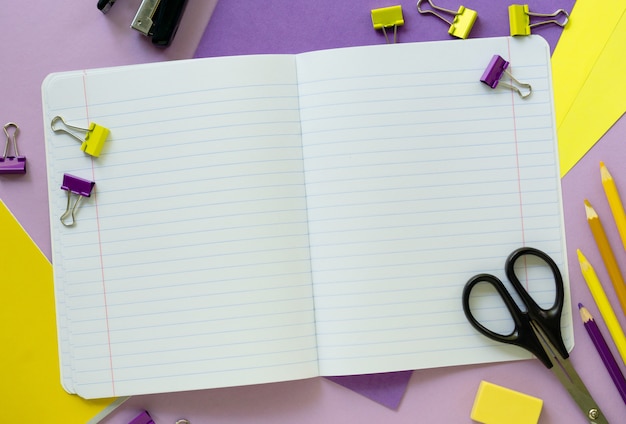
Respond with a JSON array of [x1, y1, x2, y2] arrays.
[[462, 247, 608, 424]]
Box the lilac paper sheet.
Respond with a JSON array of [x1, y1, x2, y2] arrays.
[[195, 0, 575, 58], [326, 371, 413, 410]]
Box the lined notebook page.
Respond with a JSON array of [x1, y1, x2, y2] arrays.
[[296, 37, 572, 375], [43, 36, 572, 399], [43, 56, 319, 398]]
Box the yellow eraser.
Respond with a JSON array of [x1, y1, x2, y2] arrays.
[[470, 381, 543, 424]]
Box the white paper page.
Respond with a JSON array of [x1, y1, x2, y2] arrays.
[[42, 55, 319, 398], [296, 36, 572, 375]]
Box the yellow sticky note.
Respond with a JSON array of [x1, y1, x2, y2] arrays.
[[0, 200, 118, 423], [471, 381, 543, 424], [551, 0, 626, 176]]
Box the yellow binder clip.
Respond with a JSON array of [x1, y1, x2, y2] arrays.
[[416, 0, 477, 39], [51, 116, 110, 157], [509, 4, 569, 36], [371, 5, 405, 44]]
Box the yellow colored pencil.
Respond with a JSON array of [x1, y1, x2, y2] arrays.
[[585, 199, 626, 316], [601, 162, 626, 251], [577, 249, 626, 365]]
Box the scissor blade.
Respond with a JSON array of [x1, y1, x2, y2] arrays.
[[547, 357, 608, 423], [530, 322, 607, 423]]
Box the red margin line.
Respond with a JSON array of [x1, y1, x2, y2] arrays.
[[506, 40, 529, 287], [506, 39, 526, 245], [83, 71, 116, 396]]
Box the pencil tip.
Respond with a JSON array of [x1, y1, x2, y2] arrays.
[[584, 200, 598, 218], [579, 304, 593, 322], [577, 249, 591, 270], [578, 302, 583, 309], [600, 162, 612, 180]]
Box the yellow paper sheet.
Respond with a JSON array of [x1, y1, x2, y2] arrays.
[[552, 0, 626, 176], [0, 200, 118, 423]]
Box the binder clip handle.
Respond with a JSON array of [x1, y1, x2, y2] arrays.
[[60, 173, 96, 227], [0, 122, 26, 174], [51, 116, 89, 144], [3, 122, 20, 158], [51, 116, 109, 157], [498, 75, 532, 99], [526, 6, 569, 30], [417, 0, 457, 25]]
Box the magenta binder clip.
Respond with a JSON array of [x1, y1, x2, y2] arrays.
[[0, 123, 26, 174], [480, 54, 532, 99], [128, 411, 155, 424], [60, 173, 96, 227]]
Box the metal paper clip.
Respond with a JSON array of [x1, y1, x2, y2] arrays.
[[371, 5, 405, 44], [509, 4, 569, 36], [132, 0, 189, 46], [480, 55, 532, 99], [60, 174, 96, 227], [51, 116, 110, 158], [0, 123, 26, 174], [416, 0, 477, 39]]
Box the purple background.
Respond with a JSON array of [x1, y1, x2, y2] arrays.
[[195, 0, 572, 57]]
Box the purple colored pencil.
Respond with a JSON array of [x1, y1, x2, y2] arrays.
[[579, 303, 626, 405]]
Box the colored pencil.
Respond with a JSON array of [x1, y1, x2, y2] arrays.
[[577, 249, 626, 365], [579, 303, 626, 405], [584, 199, 626, 316], [601, 162, 626, 251]]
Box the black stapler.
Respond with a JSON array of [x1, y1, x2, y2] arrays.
[[97, 0, 188, 47]]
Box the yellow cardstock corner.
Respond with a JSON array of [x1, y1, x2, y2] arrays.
[[0, 200, 117, 423]]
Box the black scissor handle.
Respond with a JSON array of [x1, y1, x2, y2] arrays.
[[462, 273, 525, 342], [505, 247, 568, 359], [462, 272, 554, 368]]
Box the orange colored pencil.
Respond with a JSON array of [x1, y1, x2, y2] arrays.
[[585, 199, 626, 317]]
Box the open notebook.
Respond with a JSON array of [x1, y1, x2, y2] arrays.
[[42, 35, 572, 399]]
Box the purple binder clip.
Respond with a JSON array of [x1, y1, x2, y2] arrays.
[[0, 123, 26, 174], [480, 54, 532, 99], [128, 410, 190, 424], [128, 411, 155, 424], [60, 173, 96, 227]]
